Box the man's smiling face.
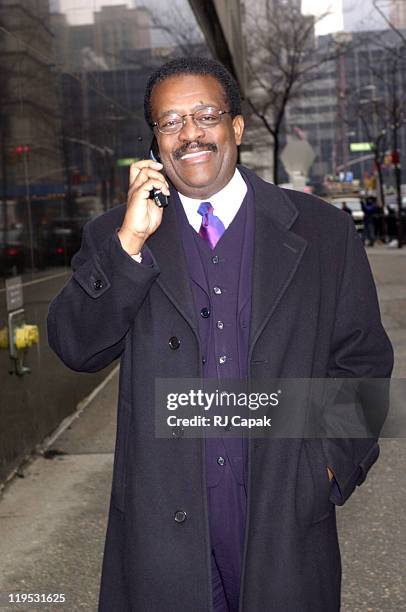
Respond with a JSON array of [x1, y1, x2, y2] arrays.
[[150, 74, 244, 199]]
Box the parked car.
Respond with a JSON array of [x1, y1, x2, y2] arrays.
[[0, 229, 25, 275], [384, 194, 406, 209], [385, 199, 406, 241], [45, 218, 87, 267]]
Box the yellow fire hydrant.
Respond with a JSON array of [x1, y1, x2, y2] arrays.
[[15, 324, 40, 350], [0, 327, 8, 349], [0, 324, 39, 350]]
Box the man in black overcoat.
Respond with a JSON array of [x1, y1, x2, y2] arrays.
[[47, 57, 393, 612]]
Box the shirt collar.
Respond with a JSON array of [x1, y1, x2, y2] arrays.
[[178, 168, 248, 232]]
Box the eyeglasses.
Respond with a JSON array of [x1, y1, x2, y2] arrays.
[[153, 106, 231, 135]]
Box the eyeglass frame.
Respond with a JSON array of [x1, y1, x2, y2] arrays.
[[152, 106, 232, 135]]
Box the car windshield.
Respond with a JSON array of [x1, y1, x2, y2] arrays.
[[345, 201, 362, 212], [0, 229, 23, 243]]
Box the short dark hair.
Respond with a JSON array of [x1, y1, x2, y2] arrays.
[[144, 57, 242, 127]]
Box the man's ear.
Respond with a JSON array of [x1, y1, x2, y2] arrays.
[[232, 115, 245, 146]]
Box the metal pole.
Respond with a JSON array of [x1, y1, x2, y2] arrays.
[[22, 151, 35, 274], [82, 70, 92, 177], [1, 128, 9, 242]]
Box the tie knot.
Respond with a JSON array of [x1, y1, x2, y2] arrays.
[[197, 201, 213, 216]]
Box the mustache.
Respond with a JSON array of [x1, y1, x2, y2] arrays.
[[173, 141, 218, 160]]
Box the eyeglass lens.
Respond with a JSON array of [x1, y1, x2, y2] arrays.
[[157, 107, 224, 133]]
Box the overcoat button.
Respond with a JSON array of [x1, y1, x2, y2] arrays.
[[211, 255, 219, 264], [169, 336, 181, 350], [200, 307, 210, 318], [93, 279, 104, 290], [174, 510, 187, 523], [217, 456, 225, 466]]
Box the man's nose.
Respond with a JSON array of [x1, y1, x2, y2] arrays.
[[178, 115, 206, 141]]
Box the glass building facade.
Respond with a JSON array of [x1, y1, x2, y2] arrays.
[[0, 0, 209, 481]]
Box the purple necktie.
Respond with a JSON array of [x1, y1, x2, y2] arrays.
[[197, 202, 226, 249]]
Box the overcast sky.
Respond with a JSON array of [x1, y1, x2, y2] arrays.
[[56, 0, 343, 33], [54, 0, 195, 25], [302, 1, 343, 35]]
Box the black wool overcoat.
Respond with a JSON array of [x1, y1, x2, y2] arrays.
[[47, 166, 393, 612]]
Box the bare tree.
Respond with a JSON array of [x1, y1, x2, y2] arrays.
[[245, 2, 350, 184], [147, 1, 207, 58], [338, 83, 387, 199], [370, 4, 406, 246], [373, 0, 406, 44], [360, 28, 406, 246]]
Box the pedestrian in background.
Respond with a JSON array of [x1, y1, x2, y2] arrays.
[[341, 201, 353, 216], [362, 196, 377, 246]]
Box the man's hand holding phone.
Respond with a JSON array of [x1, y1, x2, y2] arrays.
[[118, 159, 169, 256]]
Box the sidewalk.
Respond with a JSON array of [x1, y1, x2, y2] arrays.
[[0, 370, 119, 611], [0, 246, 405, 611], [339, 246, 406, 611]]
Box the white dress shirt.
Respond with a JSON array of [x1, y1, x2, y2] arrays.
[[130, 168, 247, 262], [178, 168, 248, 232]]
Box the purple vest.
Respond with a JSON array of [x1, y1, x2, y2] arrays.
[[173, 181, 255, 488]]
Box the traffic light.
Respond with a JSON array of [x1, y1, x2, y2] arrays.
[[391, 150, 400, 166], [10, 144, 30, 161]]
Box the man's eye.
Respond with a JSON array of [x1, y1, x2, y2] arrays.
[[161, 117, 180, 128], [199, 114, 217, 123]]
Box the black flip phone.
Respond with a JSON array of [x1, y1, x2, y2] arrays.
[[149, 137, 168, 208]]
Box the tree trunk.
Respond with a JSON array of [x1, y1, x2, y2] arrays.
[[376, 160, 385, 207], [273, 133, 280, 185], [375, 157, 388, 241], [393, 126, 403, 248]]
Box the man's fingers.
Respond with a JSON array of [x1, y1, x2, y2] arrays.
[[129, 178, 170, 200], [139, 179, 170, 197], [130, 167, 168, 189], [129, 159, 163, 185]]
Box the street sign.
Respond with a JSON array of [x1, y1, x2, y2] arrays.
[[117, 158, 139, 167], [350, 143, 373, 152], [281, 140, 316, 175], [5, 276, 23, 312]]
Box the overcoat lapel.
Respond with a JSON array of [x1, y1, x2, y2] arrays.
[[238, 168, 308, 357], [146, 167, 308, 347], [146, 190, 198, 333]]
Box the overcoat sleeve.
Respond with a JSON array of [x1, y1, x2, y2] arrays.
[[47, 222, 160, 372], [323, 214, 394, 505]]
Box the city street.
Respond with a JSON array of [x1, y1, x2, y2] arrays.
[[0, 246, 405, 611]]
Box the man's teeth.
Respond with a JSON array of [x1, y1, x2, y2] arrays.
[[180, 150, 212, 160]]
